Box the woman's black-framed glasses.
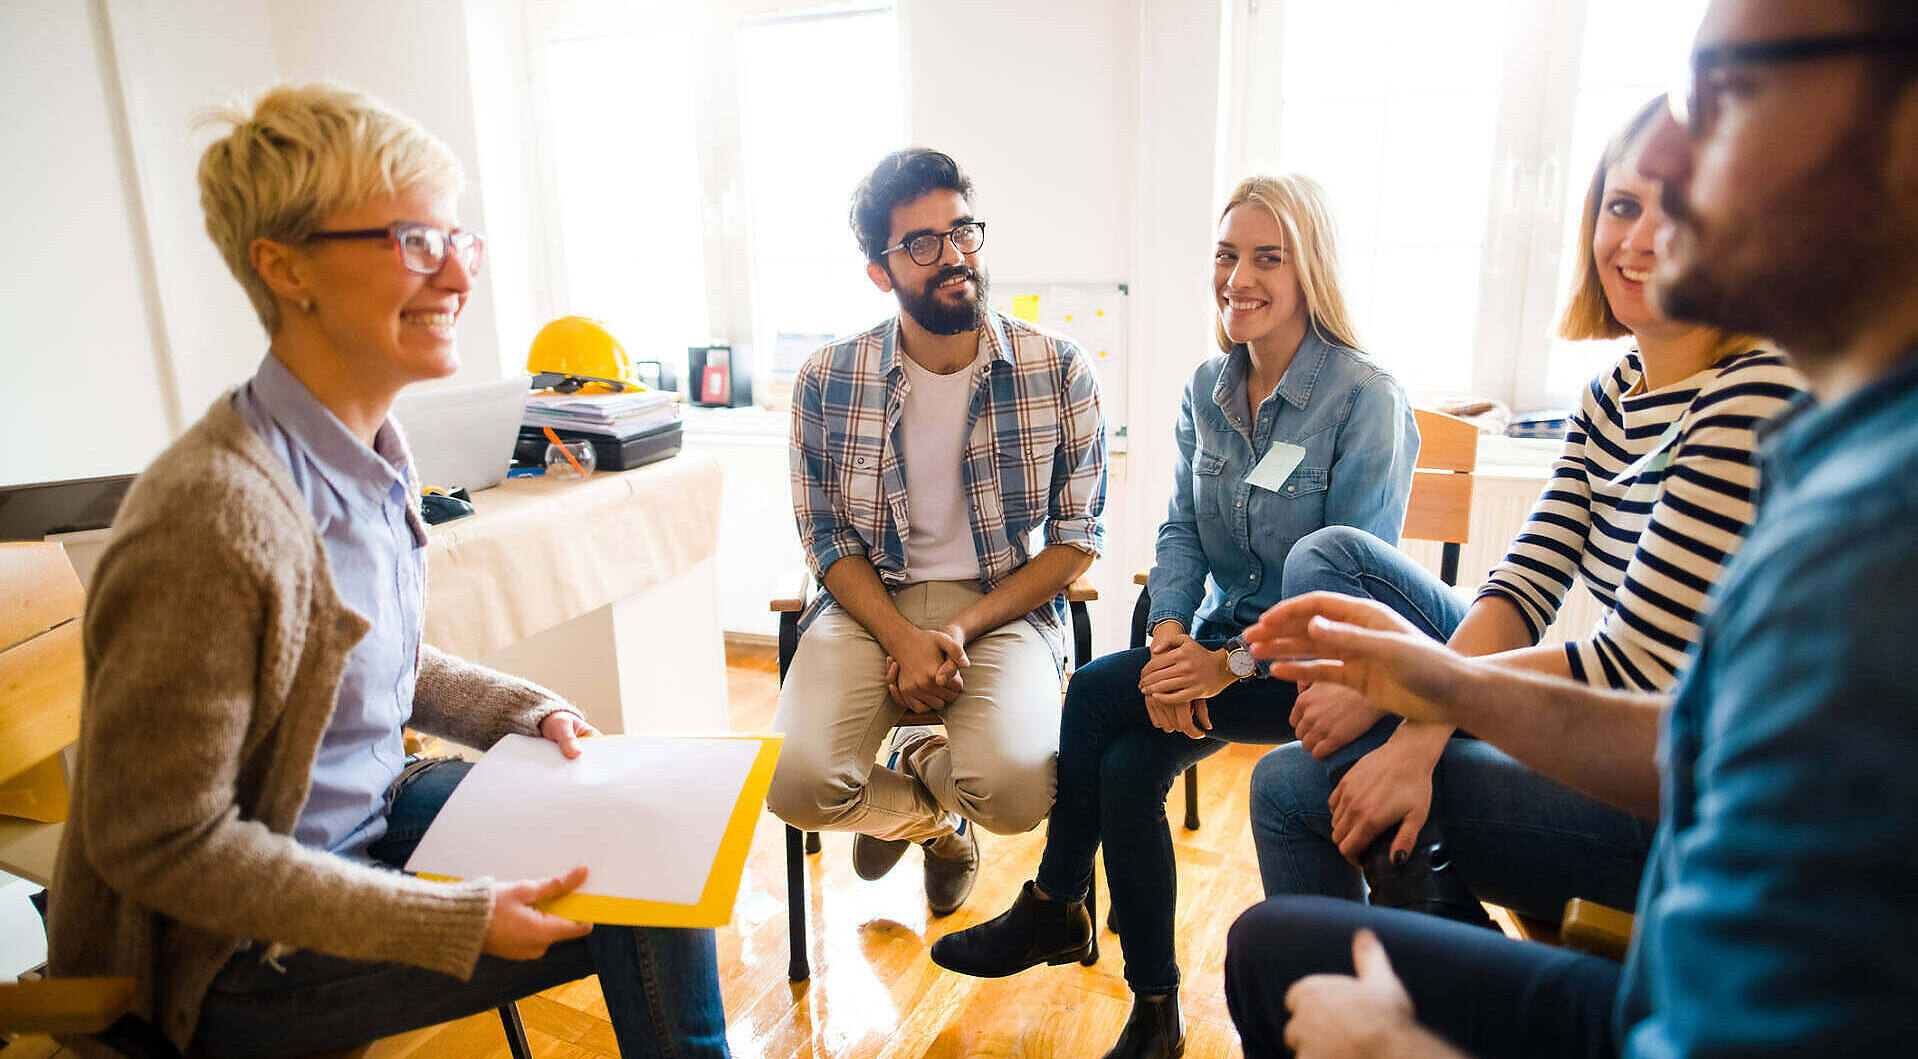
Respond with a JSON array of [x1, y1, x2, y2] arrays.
[[882, 221, 987, 267], [1671, 30, 1918, 135], [309, 221, 486, 276]]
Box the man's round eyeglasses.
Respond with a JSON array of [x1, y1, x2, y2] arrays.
[[309, 221, 485, 276], [1670, 30, 1918, 136], [881, 222, 986, 267]]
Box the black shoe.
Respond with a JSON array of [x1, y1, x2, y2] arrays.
[[1360, 824, 1496, 930], [1102, 990, 1185, 1059], [923, 818, 979, 916], [852, 727, 942, 881], [930, 881, 1093, 976]]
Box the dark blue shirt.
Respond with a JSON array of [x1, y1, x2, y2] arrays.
[[1619, 351, 1918, 1056]]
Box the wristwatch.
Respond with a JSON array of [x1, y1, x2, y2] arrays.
[[1224, 636, 1270, 681]]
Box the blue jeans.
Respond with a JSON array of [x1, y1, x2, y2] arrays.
[[192, 759, 730, 1059], [1249, 527, 1656, 918]]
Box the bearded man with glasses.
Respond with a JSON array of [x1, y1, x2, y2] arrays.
[[1218, 1, 1918, 1057], [765, 148, 1106, 917]]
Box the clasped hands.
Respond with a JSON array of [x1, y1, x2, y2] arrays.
[[1137, 622, 1237, 739], [884, 623, 971, 714]]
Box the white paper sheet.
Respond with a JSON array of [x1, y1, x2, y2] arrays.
[[404, 734, 761, 905], [1245, 441, 1308, 493]]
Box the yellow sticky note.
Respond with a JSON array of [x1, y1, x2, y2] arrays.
[[1012, 294, 1041, 322]]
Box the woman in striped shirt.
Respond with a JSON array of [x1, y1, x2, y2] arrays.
[[1245, 96, 1805, 926]]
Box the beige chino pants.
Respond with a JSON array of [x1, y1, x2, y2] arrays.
[[766, 580, 1060, 843]]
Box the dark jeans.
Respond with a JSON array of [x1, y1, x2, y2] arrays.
[[1253, 527, 1656, 918], [1034, 632, 1299, 995], [1226, 896, 1621, 1059], [192, 759, 730, 1059]]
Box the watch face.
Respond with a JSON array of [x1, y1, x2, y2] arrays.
[[1228, 648, 1255, 678]]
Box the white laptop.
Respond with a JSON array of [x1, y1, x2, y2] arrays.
[[391, 374, 530, 493]]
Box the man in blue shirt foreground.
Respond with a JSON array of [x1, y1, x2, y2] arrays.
[[1222, 0, 1918, 1056]]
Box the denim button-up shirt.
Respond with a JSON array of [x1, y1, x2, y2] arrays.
[[1617, 351, 1918, 1057], [1147, 332, 1417, 638], [232, 354, 425, 862]]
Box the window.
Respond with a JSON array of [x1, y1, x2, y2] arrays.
[[1535, 0, 1711, 399], [529, 3, 903, 394], [738, 7, 903, 372], [540, 28, 711, 365], [1237, 0, 1709, 410]]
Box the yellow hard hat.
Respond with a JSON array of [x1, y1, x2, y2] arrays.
[[527, 316, 635, 393]]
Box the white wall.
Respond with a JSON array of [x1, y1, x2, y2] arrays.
[[0, 0, 520, 488], [0, 0, 178, 487]]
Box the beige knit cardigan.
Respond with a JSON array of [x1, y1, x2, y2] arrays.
[[48, 396, 577, 1055]]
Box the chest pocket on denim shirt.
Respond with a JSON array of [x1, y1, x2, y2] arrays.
[[1192, 450, 1230, 519], [1263, 464, 1329, 528]]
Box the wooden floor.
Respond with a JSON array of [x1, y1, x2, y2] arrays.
[[11, 643, 1279, 1058]]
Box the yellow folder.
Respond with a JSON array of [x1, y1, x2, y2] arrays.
[[422, 732, 783, 928]]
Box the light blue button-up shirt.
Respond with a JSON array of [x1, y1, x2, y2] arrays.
[[1146, 332, 1418, 638], [232, 354, 425, 861]]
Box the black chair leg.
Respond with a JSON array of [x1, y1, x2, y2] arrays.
[[1070, 598, 1093, 671], [497, 1002, 533, 1059], [786, 824, 810, 981], [1183, 764, 1201, 830]]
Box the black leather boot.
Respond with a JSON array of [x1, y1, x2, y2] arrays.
[[1360, 821, 1496, 930], [929, 880, 1093, 976], [1102, 989, 1185, 1059]]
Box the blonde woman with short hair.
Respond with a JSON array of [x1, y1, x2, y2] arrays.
[[932, 174, 1419, 1059], [48, 82, 729, 1058]]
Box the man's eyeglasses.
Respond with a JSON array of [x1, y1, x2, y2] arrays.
[[1671, 30, 1918, 135], [309, 221, 485, 276], [881, 221, 987, 267]]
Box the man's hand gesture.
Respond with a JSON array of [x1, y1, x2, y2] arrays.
[[1244, 593, 1466, 726]]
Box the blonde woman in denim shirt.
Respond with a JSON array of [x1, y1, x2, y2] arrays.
[[932, 174, 1418, 1059]]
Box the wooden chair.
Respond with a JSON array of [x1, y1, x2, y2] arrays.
[[1123, 408, 1482, 834], [771, 572, 1100, 981], [0, 542, 533, 1059]]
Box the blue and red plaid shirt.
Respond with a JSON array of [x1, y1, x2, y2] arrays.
[[789, 309, 1107, 669]]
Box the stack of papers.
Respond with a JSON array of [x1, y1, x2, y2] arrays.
[[524, 389, 679, 439], [406, 733, 783, 927]]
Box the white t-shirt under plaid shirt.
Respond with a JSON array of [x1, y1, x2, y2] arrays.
[[789, 309, 1107, 670]]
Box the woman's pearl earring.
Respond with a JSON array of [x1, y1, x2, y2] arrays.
[[300, 297, 315, 314]]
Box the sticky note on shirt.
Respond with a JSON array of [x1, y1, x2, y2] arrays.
[[1245, 441, 1307, 493]]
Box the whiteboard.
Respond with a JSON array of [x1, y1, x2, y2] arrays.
[[989, 283, 1128, 452]]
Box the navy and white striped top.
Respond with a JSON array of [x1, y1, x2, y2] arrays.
[[1479, 349, 1804, 691]]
